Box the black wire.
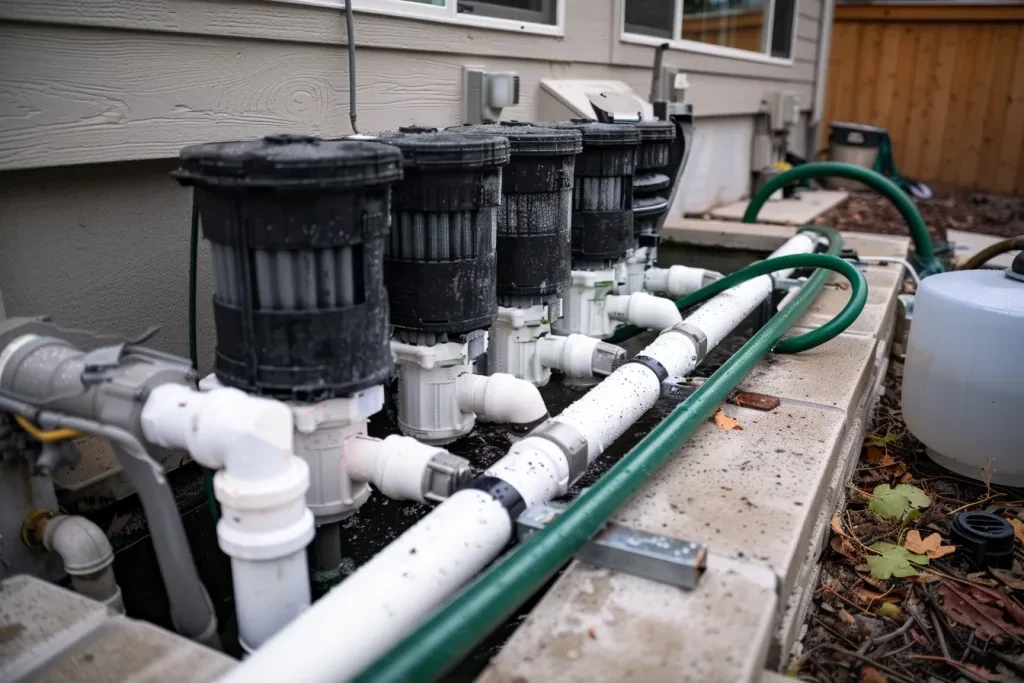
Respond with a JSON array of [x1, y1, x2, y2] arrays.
[[345, 1, 359, 134]]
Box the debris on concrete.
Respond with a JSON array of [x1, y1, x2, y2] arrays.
[[728, 390, 781, 412]]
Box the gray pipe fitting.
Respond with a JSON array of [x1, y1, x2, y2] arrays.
[[42, 515, 124, 613]]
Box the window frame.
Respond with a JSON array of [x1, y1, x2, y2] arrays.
[[275, 0, 565, 37], [619, 0, 800, 66]]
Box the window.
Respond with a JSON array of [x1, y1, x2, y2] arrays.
[[348, 0, 562, 34], [622, 0, 799, 63]]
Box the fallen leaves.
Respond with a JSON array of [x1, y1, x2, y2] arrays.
[[1010, 518, 1024, 546], [712, 409, 742, 431], [903, 530, 956, 559], [865, 431, 904, 449], [867, 542, 928, 579], [868, 484, 931, 521], [859, 664, 888, 683], [936, 582, 1024, 644]]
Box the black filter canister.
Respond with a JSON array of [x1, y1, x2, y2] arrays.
[[539, 121, 639, 263], [377, 130, 510, 334], [448, 122, 582, 303], [631, 120, 676, 247], [174, 134, 403, 401]]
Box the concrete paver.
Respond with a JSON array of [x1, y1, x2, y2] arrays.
[[709, 190, 848, 226]]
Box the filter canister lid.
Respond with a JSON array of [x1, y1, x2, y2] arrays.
[[540, 120, 640, 146], [451, 122, 583, 156], [374, 131, 510, 169], [174, 134, 403, 189], [632, 120, 676, 142]]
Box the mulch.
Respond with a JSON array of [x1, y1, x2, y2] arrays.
[[817, 184, 1024, 244], [792, 359, 1024, 683]]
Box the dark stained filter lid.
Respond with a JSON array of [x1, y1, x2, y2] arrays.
[[632, 120, 676, 142], [174, 133, 403, 189], [449, 121, 583, 156], [374, 131, 510, 170], [539, 120, 640, 146]]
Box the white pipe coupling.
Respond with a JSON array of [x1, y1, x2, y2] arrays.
[[645, 265, 722, 297], [538, 334, 626, 379], [346, 434, 473, 504]]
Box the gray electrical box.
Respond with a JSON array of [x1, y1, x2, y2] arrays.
[[464, 66, 520, 124]]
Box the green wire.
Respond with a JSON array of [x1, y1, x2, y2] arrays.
[[352, 231, 866, 683], [188, 196, 220, 525]]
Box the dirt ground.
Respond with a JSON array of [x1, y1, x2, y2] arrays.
[[817, 185, 1024, 244], [792, 358, 1024, 683]]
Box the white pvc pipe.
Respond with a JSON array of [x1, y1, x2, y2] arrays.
[[644, 265, 722, 297], [227, 232, 819, 680], [42, 515, 124, 613], [346, 434, 443, 504], [538, 334, 600, 379], [456, 373, 548, 425], [605, 292, 683, 330], [217, 489, 512, 683], [141, 385, 315, 651]]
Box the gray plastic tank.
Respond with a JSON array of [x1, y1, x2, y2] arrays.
[[902, 267, 1024, 484]]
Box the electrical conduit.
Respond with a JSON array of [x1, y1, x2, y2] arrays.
[[742, 161, 944, 277], [353, 236, 867, 683], [220, 231, 854, 683]]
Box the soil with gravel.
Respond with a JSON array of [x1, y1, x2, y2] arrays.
[[818, 184, 1024, 244]]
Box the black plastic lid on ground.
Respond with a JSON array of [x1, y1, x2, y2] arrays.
[[951, 511, 1015, 569], [374, 131, 510, 169], [540, 120, 639, 146], [632, 120, 676, 142], [174, 134, 403, 189], [448, 122, 583, 156]]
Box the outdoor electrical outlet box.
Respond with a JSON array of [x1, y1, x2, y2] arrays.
[[767, 91, 800, 131], [464, 66, 520, 124]]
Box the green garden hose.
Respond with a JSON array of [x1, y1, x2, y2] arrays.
[[606, 226, 843, 345], [742, 161, 944, 277], [352, 232, 867, 683], [188, 197, 220, 525]]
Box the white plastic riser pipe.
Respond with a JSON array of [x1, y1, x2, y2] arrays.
[[216, 489, 512, 683], [605, 292, 683, 331], [644, 265, 723, 298], [346, 434, 445, 504], [141, 384, 315, 651], [227, 231, 818, 678], [456, 373, 548, 427]]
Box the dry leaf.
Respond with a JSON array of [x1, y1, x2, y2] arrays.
[[831, 536, 859, 562], [713, 409, 743, 431], [831, 514, 845, 536], [899, 472, 913, 484], [859, 664, 888, 683], [1011, 518, 1024, 547], [904, 530, 957, 559], [875, 602, 903, 620], [937, 582, 1024, 643], [855, 586, 900, 605], [839, 608, 856, 626], [992, 567, 1024, 590], [967, 571, 1001, 588], [865, 446, 886, 463]]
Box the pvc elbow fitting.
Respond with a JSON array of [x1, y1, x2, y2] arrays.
[[606, 292, 683, 331], [457, 373, 548, 428], [42, 515, 123, 612]]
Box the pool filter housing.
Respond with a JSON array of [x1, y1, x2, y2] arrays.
[[624, 119, 675, 294], [174, 134, 403, 402]]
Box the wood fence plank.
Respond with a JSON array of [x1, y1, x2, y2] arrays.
[[955, 26, 998, 188], [903, 24, 939, 179], [920, 24, 958, 181], [977, 26, 1021, 192], [887, 24, 918, 173], [854, 23, 884, 124], [873, 24, 902, 126]]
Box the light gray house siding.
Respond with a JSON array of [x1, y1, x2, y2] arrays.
[[0, 0, 830, 364]]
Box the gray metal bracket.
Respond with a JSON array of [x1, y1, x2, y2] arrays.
[[516, 504, 707, 590]]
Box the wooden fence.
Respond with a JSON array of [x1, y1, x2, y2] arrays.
[[824, 4, 1024, 195]]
